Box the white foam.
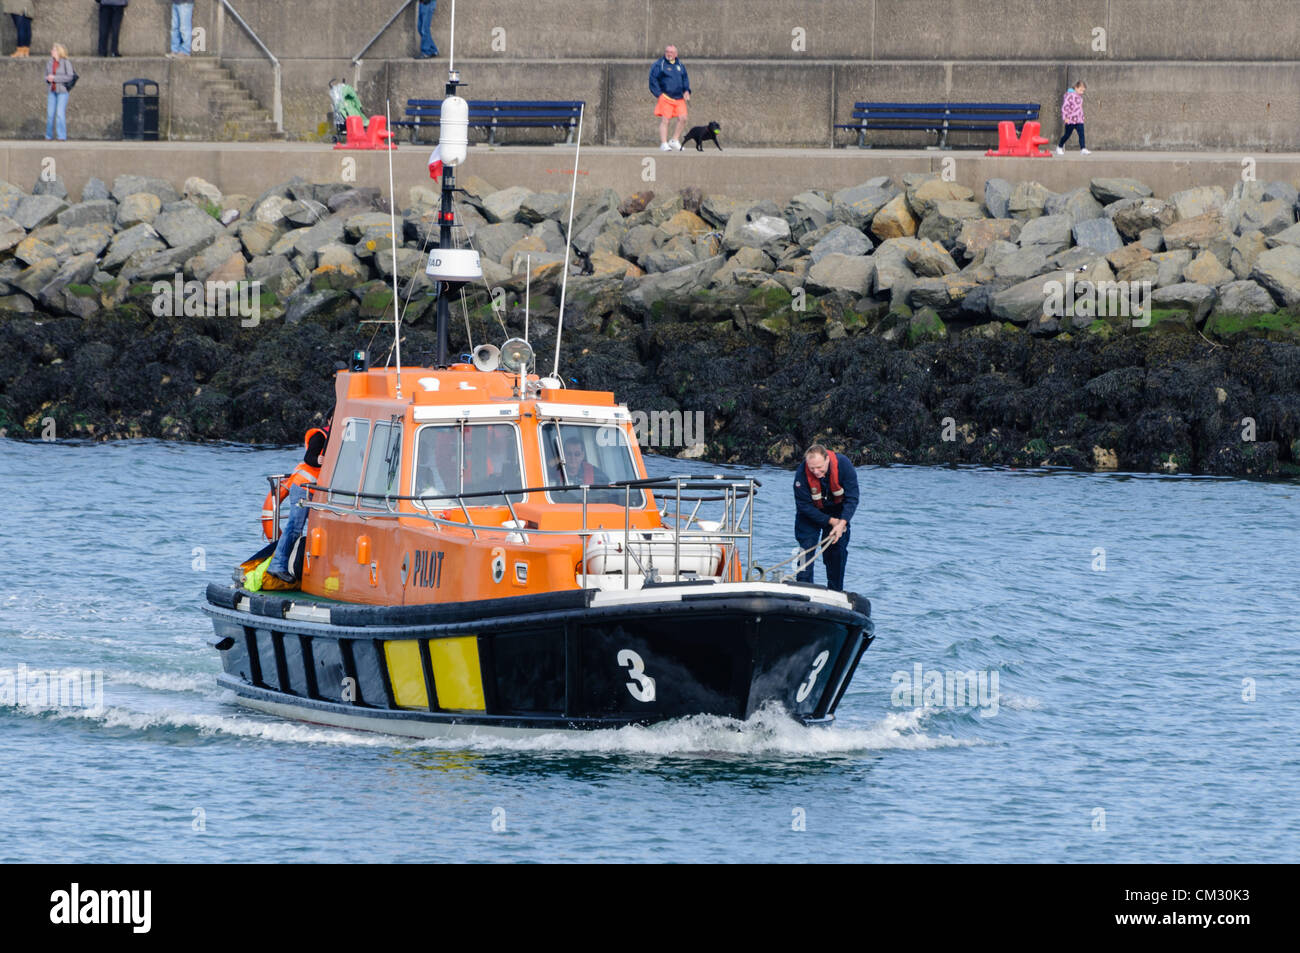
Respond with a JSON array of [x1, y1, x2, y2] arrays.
[[444, 704, 976, 756], [106, 670, 216, 695]]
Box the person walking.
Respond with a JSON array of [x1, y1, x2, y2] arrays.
[[792, 444, 859, 592], [44, 42, 72, 141], [649, 44, 690, 151], [5, 0, 35, 57], [416, 0, 438, 58], [97, 0, 127, 58], [1056, 80, 1090, 155], [167, 0, 194, 57]]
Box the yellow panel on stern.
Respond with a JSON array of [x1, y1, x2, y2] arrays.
[[428, 637, 486, 712], [384, 640, 429, 709]]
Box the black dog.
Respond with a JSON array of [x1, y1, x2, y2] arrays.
[[681, 121, 722, 151]]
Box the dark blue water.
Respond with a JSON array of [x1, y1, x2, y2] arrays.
[[1, 439, 1296, 862]]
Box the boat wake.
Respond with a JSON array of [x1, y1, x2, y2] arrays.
[[3, 697, 975, 757]]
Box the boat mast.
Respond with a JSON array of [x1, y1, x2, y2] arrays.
[[433, 68, 464, 369]]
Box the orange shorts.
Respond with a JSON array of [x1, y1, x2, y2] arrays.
[[654, 93, 688, 119]]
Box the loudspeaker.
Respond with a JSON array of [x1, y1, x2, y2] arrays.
[[471, 343, 501, 372]]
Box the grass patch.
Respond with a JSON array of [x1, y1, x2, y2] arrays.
[[1204, 311, 1300, 339]]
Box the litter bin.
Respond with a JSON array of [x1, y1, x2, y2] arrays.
[[122, 79, 160, 141]]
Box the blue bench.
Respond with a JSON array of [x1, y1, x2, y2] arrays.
[[392, 99, 585, 145], [835, 102, 1041, 149]]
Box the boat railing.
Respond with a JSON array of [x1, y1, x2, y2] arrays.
[[299, 474, 761, 587]]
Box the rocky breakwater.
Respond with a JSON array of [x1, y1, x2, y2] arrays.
[[1, 171, 1298, 476]]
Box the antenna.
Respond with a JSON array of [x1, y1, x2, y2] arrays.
[[449, 0, 456, 73], [552, 104, 584, 379], [385, 97, 402, 398], [524, 253, 530, 343]]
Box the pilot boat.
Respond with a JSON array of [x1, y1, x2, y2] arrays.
[[202, 58, 875, 739]]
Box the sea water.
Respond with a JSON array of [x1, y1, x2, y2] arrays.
[[0, 439, 1296, 862]]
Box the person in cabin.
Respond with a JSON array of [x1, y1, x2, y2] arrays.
[[264, 420, 331, 583], [563, 436, 609, 486], [792, 444, 859, 592], [5, 0, 36, 58]]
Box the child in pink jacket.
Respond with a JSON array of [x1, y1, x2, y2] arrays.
[[1056, 80, 1090, 155]]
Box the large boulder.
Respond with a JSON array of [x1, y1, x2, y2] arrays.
[[481, 186, 533, 224], [1182, 250, 1234, 287], [152, 204, 224, 249], [905, 179, 974, 220], [699, 194, 747, 228], [0, 213, 25, 255], [806, 253, 875, 296], [1151, 249, 1195, 288], [916, 200, 985, 249], [830, 180, 897, 229], [1169, 185, 1226, 220], [13, 194, 67, 230], [623, 254, 726, 316], [785, 191, 832, 239], [809, 223, 872, 264], [1162, 212, 1233, 263], [100, 223, 165, 272], [991, 270, 1070, 324], [1017, 213, 1074, 253], [1250, 244, 1300, 307], [1046, 187, 1105, 225], [116, 191, 161, 228], [56, 200, 116, 229], [1107, 197, 1177, 240], [1230, 230, 1269, 279], [1151, 282, 1216, 324], [642, 235, 699, 273], [903, 238, 958, 276], [1213, 280, 1276, 316], [991, 244, 1054, 282], [870, 193, 918, 241], [984, 178, 1014, 219], [1238, 199, 1294, 237], [1090, 178, 1153, 205], [955, 218, 1021, 260], [1007, 181, 1052, 220], [1072, 217, 1123, 254], [472, 221, 529, 265], [724, 209, 791, 255], [185, 235, 244, 283], [111, 174, 180, 205], [517, 191, 567, 224]]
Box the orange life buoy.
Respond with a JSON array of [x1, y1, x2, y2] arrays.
[[261, 460, 321, 540]]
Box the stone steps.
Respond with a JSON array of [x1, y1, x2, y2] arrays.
[[185, 58, 284, 141]]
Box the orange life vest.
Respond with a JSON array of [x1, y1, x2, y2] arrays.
[[261, 460, 320, 540], [806, 453, 844, 510]]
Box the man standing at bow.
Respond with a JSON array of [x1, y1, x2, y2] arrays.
[[792, 444, 859, 592]]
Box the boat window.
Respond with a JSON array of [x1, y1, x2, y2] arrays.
[[540, 422, 645, 506], [360, 419, 403, 508], [329, 418, 370, 505], [413, 422, 525, 505]]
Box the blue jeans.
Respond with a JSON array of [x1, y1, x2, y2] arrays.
[[46, 90, 68, 141], [417, 0, 438, 57], [171, 3, 194, 54], [269, 484, 308, 575], [794, 520, 851, 591]]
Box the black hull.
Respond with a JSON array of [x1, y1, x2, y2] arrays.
[[203, 582, 874, 736]]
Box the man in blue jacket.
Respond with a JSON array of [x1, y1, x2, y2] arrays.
[[649, 44, 690, 151], [792, 444, 859, 591]]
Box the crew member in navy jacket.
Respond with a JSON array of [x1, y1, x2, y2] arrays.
[[792, 444, 859, 591]]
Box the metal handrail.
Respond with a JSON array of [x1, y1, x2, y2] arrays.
[[352, 0, 416, 67], [299, 475, 760, 584], [216, 0, 283, 134]]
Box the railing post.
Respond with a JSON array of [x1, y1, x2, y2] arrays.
[[273, 62, 283, 134], [215, 2, 225, 59]]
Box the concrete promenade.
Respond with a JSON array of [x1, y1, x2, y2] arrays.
[[4, 140, 1300, 205]]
